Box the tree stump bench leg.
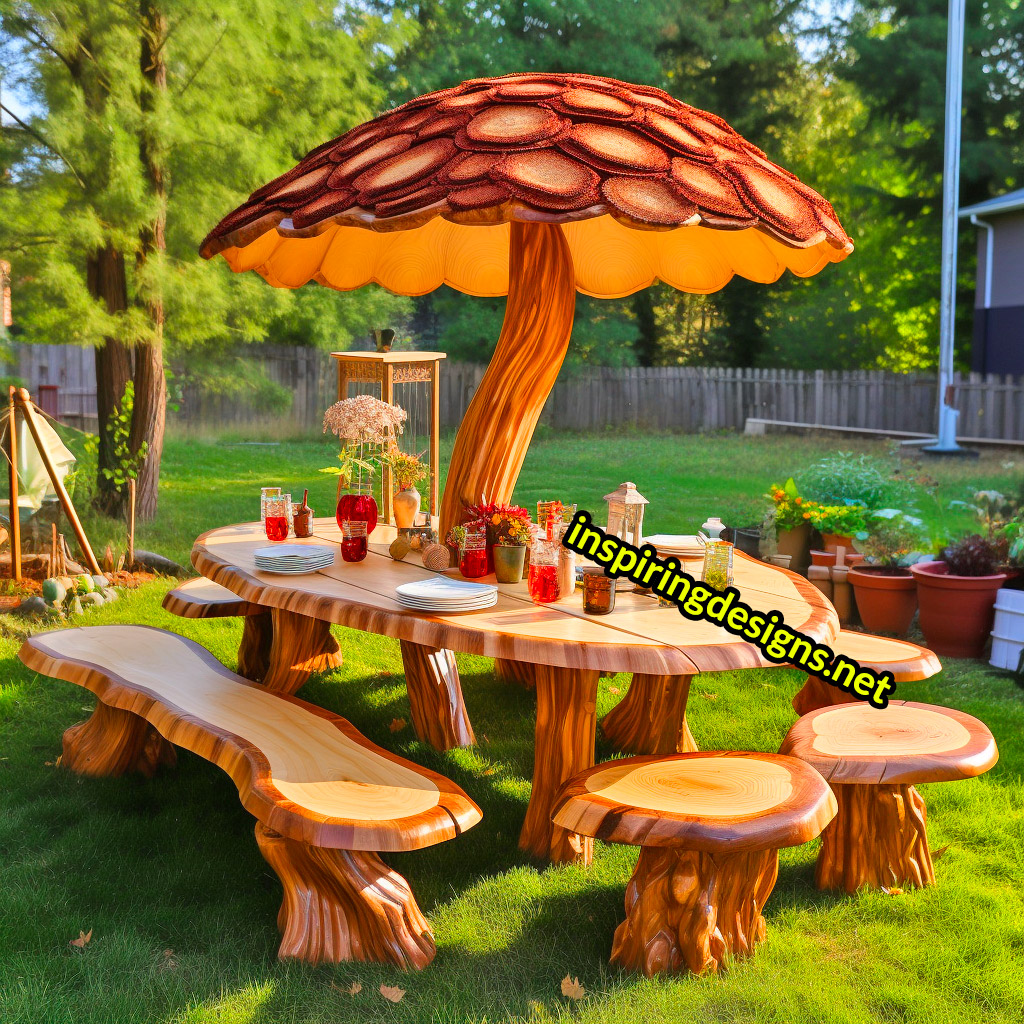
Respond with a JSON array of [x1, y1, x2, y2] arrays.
[[611, 845, 779, 976], [61, 701, 176, 778], [254, 823, 436, 969], [791, 673, 858, 716], [494, 657, 535, 689], [816, 783, 934, 892], [400, 641, 475, 751], [601, 673, 698, 755], [261, 608, 337, 694], [519, 664, 599, 865]]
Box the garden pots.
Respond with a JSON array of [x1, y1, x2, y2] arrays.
[[822, 532, 856, 553], [493, 544, 526, 584], [393, 486, 420, 529], [731, 526, 762, 558], [848, 566, 917, 636], [810, 549, 837, 567], [776, 523, 811, 575], [910, 561, 1007, 659]]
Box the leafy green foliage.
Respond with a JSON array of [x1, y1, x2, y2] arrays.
[[101, 382, 148, 492]]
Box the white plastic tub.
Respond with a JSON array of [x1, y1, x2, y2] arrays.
[[990, 587, 1024, 672]]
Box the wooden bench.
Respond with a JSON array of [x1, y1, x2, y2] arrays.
[[791, 630, 941, 716], [780, 701, 997, 892], [551, 752, 836, 976], [19, 624, 481, 969], [162, 577, 342, 684]]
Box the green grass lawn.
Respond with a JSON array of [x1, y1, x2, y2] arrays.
[[2, 432, 1023, 1023]]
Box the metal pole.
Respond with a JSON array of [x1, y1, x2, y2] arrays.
[[924, 0, 966, 452]]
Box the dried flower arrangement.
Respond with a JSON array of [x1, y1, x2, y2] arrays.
[[322, 395, 406, 443]]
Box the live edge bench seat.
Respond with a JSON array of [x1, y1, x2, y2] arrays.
[[19, 624, 481, 969]]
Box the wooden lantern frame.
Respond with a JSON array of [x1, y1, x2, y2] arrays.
[[330, 351, 445, 526]]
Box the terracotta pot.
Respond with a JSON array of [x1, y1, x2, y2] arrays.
[[848, 566, 917, 635], [822, 532, 856, 553], [776, 523, 812, 574], [810, 549, 837, 567], [493, 544, 526, 584], [910, 561, 1007, 658], [392, 486, 420, 529]]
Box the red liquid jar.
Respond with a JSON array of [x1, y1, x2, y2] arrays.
[[460, 534, 488, 579], [264, 515, 289, 543], [528, 563, 560, 603], [341, 521, 368, 563]]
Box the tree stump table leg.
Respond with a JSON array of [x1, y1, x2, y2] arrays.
[[791, 673, 857, 717], [61, 701, 176, 778], [238, 611, 273, 682], [262, 608, 336, 695], [519, 663, 600, 865], [816, 783, 935, 892], [254, 823, 435, 969], [601, 674, 698, 755], [400, 641, 475, 751], [494, 657, 535, 689], [610, 845, 779, 976]]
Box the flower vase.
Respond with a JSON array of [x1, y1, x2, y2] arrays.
[[393, 486, 420, 530], [336, 488, 378, 537]]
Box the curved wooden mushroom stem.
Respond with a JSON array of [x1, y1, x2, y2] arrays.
[[61, 701, 176, 778], [520, 664, 599, 864], [494, 657, 536, 690], [400, 640, 475, 750], [440, 221, 576, 538], [601, 674, 698, 755], [237, 611, 341, 685], [791, 673, 854, 716], [254, 823, 435, 969], [611, 845, 778, 977], [816, 783, 934, 892]]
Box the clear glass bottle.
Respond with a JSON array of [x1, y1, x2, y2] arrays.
[[700, 516, 733, 590]]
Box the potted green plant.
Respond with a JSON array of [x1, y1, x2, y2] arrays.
[[848, 512, 927, 635], [912, 534, 1007, 658], [489, 508, 532, 583], [766, 479, 816, 574], [808, 503, 868, 553], [381, 444, 427, 529]]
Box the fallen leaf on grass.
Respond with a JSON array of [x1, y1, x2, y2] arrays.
[[880, 886, 904, 896], [560, 975, 586, 1000], [69, 929, 92, 948], [700, 691, 718, 701], [379, 983, 405, 1003], [931, 844, 950, 861], [607, 686, 620, 695], [388, 718, 407, 733], [331, 982, 361, 996]]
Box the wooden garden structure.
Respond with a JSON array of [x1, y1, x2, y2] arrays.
[[200, 72, 853, 537]]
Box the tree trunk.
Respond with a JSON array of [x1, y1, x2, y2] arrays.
[[132, 0, 168, 521], [87, 246, 133, 515], [439, 221, 575, 539]]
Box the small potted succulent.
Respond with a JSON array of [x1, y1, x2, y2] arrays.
[[488, 506, 533, 583], [766, 479, 816, 574], [381, 444, 427, 529], [848, 512, 927, 635], [912, 534, 1007, 658]]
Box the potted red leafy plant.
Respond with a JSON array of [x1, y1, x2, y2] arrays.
[[849, 512, 926, 635], [912, 534, 1007, 658]]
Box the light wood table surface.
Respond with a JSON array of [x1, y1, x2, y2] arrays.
[[193, 518, 839, 864]]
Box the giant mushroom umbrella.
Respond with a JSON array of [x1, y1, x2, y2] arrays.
[[201, 73, 852, 536]]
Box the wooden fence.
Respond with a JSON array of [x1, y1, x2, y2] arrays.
[[5, 343, 1024, 441]]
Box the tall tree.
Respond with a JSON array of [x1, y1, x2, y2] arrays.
[[1, 0, 409, 516]]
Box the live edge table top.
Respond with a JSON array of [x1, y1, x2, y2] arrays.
[[192, 519, 838, 676]]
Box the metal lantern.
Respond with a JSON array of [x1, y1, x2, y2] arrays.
[[603, 482, 648, 549]]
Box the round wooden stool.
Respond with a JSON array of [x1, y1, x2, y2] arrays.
[[790, 630, 941, 717], [551, 752, 837, 976], [780, 701, 997, 892]]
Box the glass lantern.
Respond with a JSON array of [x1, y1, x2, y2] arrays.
[[603, 482, 649, 549]]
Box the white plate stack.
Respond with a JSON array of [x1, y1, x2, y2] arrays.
[[395, 577, 498, 613], [644, 534, 707, 559], [254, 544, 335, 574]]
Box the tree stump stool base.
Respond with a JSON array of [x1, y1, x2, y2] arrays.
[[552, 751, 837, 975], [612, 845, 777, 976], [781, 700, 998, 892]]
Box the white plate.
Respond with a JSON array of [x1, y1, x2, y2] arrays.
[[255, 557, 334, 567], [398, 596, 497, 613], [254, 544, 334, 561], [398, 594, 497, 608], [256, 565, 333, 576], [395, 578, 497, 602]]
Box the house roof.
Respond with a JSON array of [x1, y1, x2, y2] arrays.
[[960, 187, 1024, 219]]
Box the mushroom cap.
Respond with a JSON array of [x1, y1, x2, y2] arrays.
[[201, 73, 853, 298]]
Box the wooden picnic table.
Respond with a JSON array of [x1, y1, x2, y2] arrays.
[[192, 519, 838, 865]]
